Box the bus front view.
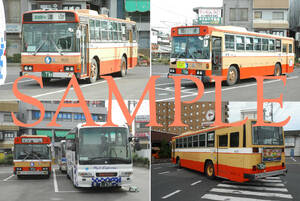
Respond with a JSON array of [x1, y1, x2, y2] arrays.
[[66, 124, 133, 188]]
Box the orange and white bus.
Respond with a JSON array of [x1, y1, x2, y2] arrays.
[[168, 25, 294, 85], [20, 9, 138, 84], [13, 135, 52, 178], [171, 119, 287, 182]]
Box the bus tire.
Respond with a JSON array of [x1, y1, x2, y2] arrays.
[[176, 157, 181, 169], [67, 173, 70, 179], [118, 56, 127, 77], [42, 77, 51, 85], [274, 63, 281, 76], [89, 58, 98, 83], [205, 161, 215, 179], [226, 66, 238, 86]]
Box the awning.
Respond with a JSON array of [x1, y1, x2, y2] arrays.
[[125, 0, 150, 12], [55, 130, 69, 138], [36, 130, 52, 137], [65, 134, 75, 139]]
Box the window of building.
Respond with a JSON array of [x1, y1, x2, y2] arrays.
[[3, 113, 13, 122], [272, 12, 284, 20], [225, 35, 235, 50], [246, 37, 253, 50], [254, 38, 261, 50], [236, 36, 245, 50], [218, 135, 228, 147], [230, 132, 239, 147], [44, 111, 52, 120], [230, 8, 248, 21], [262, 39, 269, 51], [32, 110, 41, 120], [254, 11, 262, 19]]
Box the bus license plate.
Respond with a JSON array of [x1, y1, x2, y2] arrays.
[[182, 69, 189, 75], [42, 71, 53, 78], [177, 61, 187, 69]]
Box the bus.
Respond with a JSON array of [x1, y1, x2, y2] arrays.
[[20, 9, 138, 84], [65, 123, 133, 188], [0, 0, 6, 85], [58, 140, 67, 173], [168, 25, 294, 86], [13, 135, 52, 178], [171, 119, 287, 183]]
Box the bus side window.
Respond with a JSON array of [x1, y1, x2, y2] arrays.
[[283, 44, 287, 53], [275, 39, 281, 52], [175, 139, 178, 148], [269, 39, 275, 51], [207, 132, 215, 147], [132, 25, 137, 42], [108, 21, 113, 40], [254, 38, 261, 51], [101, 20, 108, 41], [218, 134, 228, 147], [89, 19, 95, 40], [117, 23, 122, 41], [199, 134, 205, 147], [193, 135, 198, 147], [225, 34, 235, 50], [262, 38, 268, 51], [188, 136, 193, 148], [236, 36, 245, 50], [95, 20, 100, 40], [183, 137, 187, 148], [289, 44, 293, 53], [230, 132, 239, 147], [112, 21, 118, 41]]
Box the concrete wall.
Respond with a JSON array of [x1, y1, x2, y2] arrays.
[[285, 136, 300, 157]]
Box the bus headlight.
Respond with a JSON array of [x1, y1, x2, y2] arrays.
[[64, 66, 74, 72], [78, 172, 93, 177], [16, 167, 22, 171], [169, 68, 176, 73], [42, 167, 48, 171], [24, 66, 33, 71], [196, 70, 203, 75], [120, 171, 133, 177]]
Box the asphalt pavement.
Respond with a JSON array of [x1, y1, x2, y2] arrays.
[[151, 64, 300, 101], [0, 166, 149, 201], [151, 158, 300, 201]]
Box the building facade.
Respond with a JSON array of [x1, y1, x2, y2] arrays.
[[223, 0, 253, 31], [289, 0, 300, 59], [0, 101, 19, 154], [284, 130, 300, 157]]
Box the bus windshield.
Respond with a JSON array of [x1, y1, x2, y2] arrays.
[[252, 126, 284, 145], [79, 127, 131, 165], [14, 144, 50, 160], [22, 23, 78, 53], [171, 36, 210, 59]]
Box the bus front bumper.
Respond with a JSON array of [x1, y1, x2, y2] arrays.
[[167, 73, 211, 83], [76, 176, 132, 188], [20, 71, 74, 78], [244, 168, 287, 180], [16, 170, 49, 175]]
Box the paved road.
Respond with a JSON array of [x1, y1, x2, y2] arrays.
[[151, 159, 300, 201], [151, 64, 300, 101], [0, 65, 150, 100], [0, 166, 149, 201]]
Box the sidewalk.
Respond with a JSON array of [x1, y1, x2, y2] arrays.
[[286, 156, 300, 164]]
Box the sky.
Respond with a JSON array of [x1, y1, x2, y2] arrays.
[[151, 0, 223, 32]]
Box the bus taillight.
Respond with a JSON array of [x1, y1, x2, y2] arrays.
[[252, 165, 257, 171], [282, 162, 285, 167], [252, 147, 259, 153], [282, 148, 285, 153]]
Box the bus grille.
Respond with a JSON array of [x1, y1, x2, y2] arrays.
[[96, 172, 118, 177]]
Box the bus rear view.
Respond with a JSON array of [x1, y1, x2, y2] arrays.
[[66, 124, 133, 188]]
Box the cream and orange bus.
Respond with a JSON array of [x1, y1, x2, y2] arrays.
[[171, 119, 287, 183], [13, 135, 52, 178], [20, 9, 138, 84], [168, 25, 294, 85]]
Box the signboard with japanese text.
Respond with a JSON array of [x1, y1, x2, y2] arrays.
[[198, 8, 222, 25]]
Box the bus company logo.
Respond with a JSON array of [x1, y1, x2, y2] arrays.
[[45, 56, 52, 64], [30, 162, 34, 167]]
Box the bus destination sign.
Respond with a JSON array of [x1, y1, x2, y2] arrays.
[[177, 27, 200, 35], [32, 13, 66, 22], [21, 138, 43, 143]]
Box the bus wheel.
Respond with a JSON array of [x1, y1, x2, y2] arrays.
[[226, 66, 238, 86], [274, 63, 281, 76], [176, 158, 181, 169], [67, 173, 70, 179], [205, 161, 215, 179], [89, 59, 98, 83], [118, 57, 127, 77], [42, 77, 51, 85]]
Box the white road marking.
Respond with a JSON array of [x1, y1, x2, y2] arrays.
[[217, 183, 288, 192], [3, 174, 14, 181], [32, 78, 122, 98], [3, 79, 34, 86], [53, 168, 59, 193], [155, 81, 193, 87], [158, 171, 170, 175], [210, 188, 293, 199], [291, 157, 296, 162], [153, 167, 162, 170], [190, 180, 202, 186], [256, 179, 282, 183], [265, 177, 281, 180], [158, 93, 169, 96], [161, 190, 181, 199], [223, 180, 285, 187], [202, 194, 275, 201], [156, 75, 299, 101]]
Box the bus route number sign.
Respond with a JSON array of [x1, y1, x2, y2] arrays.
[[22, 138, 43, 143], [178, 27, 200, 35], [32, 13, 66, 22]]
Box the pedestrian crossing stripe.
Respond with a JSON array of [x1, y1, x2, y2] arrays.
[[202, 194, 275, 201], [217, 183, 288, 192]]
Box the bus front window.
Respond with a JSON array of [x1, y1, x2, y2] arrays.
[[14, 144, 50, 160], [171, 36, 210, 59], [22, 23, 78, 53], [79, 127, 131, 165], [252, 126, 283, 145]]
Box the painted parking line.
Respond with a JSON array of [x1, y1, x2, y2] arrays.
[[161, 190, 181, 199], [190, 180, 202, 186], [202, 194, 274, 201], [3, 174, 14, 181], [53, 168, 59, 193], [158, 171, 170, 175]]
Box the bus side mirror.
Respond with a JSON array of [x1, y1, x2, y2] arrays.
[[128, 137, 133, 142], [71, 143, 76, 151], [76, 30, 81, 38]]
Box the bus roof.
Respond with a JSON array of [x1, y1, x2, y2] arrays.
[[171, 25, 293, 41], [76, 122, 128, 129]]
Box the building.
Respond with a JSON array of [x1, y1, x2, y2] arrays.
[[223, 0, 253, 31], [151, 102, 229, 149], [0, 101, 19, 154], [284, 130, 300, 157], [289, 0, 300, 59], [151, 28, 171, 60], [133, 115, 150, 158], [192, 7, 223, 26], [253, 0, 289, 36]]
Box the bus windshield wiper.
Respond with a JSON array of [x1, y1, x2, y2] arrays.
[[50, 39, 63, 55], [33, 40, 46, 56]]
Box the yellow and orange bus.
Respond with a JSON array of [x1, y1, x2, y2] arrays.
[[168, 25, 294, 85], [13, 135, 52, 178], [171, 119, 287, 182], [20, 9, 138, 84]]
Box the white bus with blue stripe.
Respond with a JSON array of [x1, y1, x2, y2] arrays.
[[65, 123, 133, 188], [0, 0, 6, 85]]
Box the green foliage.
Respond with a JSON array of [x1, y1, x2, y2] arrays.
[[132, 153, 149, 166], [158, 139, 171, 158], [7, 54, 21, 63], [0, 154, 13, 165]]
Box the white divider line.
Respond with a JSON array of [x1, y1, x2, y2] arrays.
[[222, 181, 285, 187], [153, 167, 162, 170], [201, 194, 275, 201], [210, 188, 293, 199], [3, 79, 34, 86], [161, 190, 181, 199], [3, 174, 14, 181], [158, 171, 170, 175], [217, 183, 288, 192], [53, 168, 59, 193], [265, 177, 281, 180], [256, 179, 282, 183], [190, 180, 202, 186]]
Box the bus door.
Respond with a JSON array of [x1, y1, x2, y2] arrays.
[[287, 43, 294, 72], [80, 24, 88, 76], [211, 36, 222, 75], [216, 134, 228, 177], [129, 28, 133, 67], [171, 141, 175, 161]]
